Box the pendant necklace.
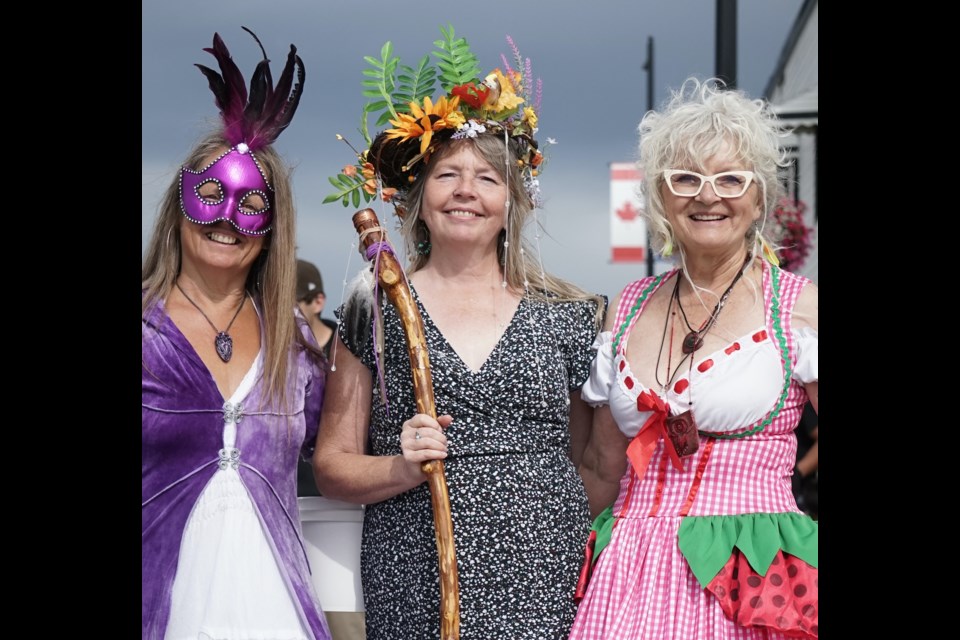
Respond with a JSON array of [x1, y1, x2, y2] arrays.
[[652, 285, 701, 458], [675, 255, 750, 355], [175, 281, 247, 363], [654, 283, 691, 393]]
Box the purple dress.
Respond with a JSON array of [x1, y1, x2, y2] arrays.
[[141, 296, 331, 639]]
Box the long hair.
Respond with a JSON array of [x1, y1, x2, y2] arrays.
[[397, 134, 605, 329], [637, 77, 789, 261], [141, 131, 308, 408]]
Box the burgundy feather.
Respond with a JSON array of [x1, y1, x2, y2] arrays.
[[246, 44, 304, 149], [194, 29, 305, 150]]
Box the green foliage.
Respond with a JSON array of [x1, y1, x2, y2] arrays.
[[324, 24, 488, 209], [395, 55, 438, 114], [322, 173, 370, 209], [359, 25, 478, 138], [432, 24, 481, 92], [360, 41, 400, 145]]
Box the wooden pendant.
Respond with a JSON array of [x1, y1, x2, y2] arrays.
[[665, 409, 700, 457]]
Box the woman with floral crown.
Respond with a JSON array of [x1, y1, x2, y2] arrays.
[[141, 29, 332, 639], [314, 25, 605, 640]]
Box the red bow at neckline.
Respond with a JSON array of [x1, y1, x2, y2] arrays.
[[626, 390, 686, 481]]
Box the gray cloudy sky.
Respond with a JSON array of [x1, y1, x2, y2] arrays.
[[142, 0, 805, 309]]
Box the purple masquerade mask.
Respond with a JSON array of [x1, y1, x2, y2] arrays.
[[179, 144, 273, 236]]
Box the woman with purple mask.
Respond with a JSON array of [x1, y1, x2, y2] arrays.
[[141, 28, 332, 640]]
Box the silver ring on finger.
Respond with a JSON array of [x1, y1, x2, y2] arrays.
[[414, 430, 422, 440]]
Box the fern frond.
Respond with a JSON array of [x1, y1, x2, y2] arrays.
[[394, 55, 438, 110], [361, 41, 401, 136], [322, 173, 373, 208], [433, 24, 481, 91]]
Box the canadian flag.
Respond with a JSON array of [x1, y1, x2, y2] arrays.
[[610, 163, 647, 262]]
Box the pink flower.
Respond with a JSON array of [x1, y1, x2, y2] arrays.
[[769, 197, 813, 272]]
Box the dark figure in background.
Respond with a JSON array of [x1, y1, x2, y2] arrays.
[[296, 259, 338, 356], [793, 402, 818, 519], [296, 259, 338, 498]]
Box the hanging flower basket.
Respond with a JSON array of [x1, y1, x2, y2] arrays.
[[768, 197, 814, 272]]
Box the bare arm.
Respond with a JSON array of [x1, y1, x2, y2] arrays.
[[313, 333, 450, 504], [793, 281, 819, 333], [575, 290, 630, 518], [579, 404, 629, 519], [568, 389, 593, 469], [796, 433, 818, 477]]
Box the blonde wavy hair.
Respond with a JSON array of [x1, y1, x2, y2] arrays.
[[638, 77, 790, 262]]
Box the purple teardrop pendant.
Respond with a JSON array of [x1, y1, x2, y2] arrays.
[[681, 331, 703, 355], [215, 332, 233, 362]]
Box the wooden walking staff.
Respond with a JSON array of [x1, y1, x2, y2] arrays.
[[352, 208, 461, 640]]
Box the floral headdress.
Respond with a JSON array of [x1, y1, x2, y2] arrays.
[[324, 24, 547, 216]]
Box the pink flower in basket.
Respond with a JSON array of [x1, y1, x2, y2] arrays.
[[768, 197, 813, 272]]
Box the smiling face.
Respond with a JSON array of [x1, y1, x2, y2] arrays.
[[178, 145, 274, 236], [419, 142, 509, 254], [662, 140, 762, 258], [179, 147, 268, 277]]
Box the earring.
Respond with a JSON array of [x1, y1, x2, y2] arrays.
[[662, 236, 674, 257], [416, 221, 431, 256]]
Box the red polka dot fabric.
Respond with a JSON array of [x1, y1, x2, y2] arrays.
[[707, 549, 818, 638]]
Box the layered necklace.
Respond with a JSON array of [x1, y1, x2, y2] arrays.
[[675, 254, 751, 355], [652, 255, 752, 458], [655, 254, 751, 392], [175, 281, 247, 363]]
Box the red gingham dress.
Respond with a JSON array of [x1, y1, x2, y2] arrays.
[[569, 262, 818, 640]]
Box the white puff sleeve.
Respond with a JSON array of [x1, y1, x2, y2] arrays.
[[580, 331, 614, 407], [792, 327, 818, 384]]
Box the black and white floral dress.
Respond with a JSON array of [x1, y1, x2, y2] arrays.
[[339, 286, 603, 640]]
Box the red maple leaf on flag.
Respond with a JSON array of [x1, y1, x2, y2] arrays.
[[616, 201, 640, 222]]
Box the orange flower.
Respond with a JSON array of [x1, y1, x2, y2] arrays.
[[385, 95, 465, 154]]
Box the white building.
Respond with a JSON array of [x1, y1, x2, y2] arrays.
[[764, 0, 818, 284]]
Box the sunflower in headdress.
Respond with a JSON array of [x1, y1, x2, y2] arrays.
[[385, 95, 465, 155]]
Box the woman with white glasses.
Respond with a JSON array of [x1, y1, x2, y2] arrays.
[[570, 78, 818, 640]]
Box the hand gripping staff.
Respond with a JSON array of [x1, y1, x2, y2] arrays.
[[352, 208, 460, 640]]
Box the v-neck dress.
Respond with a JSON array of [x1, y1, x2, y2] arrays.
[[338, 286, 603, 640], [568, 263, 818, 640], [142, 296, 331, 640]]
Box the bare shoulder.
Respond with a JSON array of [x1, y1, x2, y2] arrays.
[[793, 280, 818, 331]]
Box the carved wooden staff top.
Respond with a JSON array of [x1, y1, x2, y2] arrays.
[[352, 208, 460, 640]]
